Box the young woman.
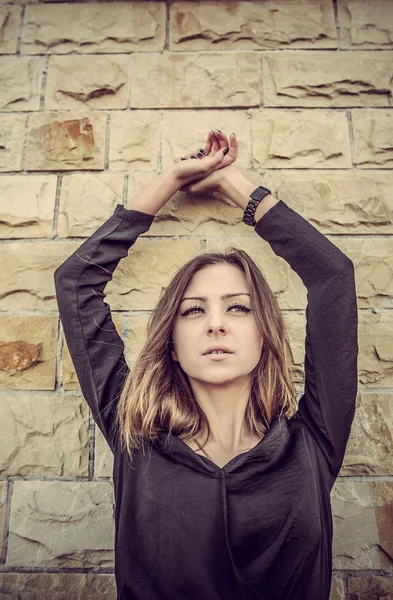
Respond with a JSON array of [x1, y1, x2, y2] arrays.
[[54, 130, 358, 600]]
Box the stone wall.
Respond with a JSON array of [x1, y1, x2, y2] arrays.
[[0, 0, 392, 598]]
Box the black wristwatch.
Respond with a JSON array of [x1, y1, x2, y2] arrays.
[[242, 185, 272, 227]]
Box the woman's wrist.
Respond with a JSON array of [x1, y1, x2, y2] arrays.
[[218, 167, 279, 223], [126, 167, 180, 215]]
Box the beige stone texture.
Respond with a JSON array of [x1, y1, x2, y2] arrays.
[[160, 110, 250, 172], [329, 576, 345, 600], [263, 51, 393, 107], [131, 53, 259, 108], [343, 392, 393, 476], [0, 6, 22, 54], [352, 109, 393, 168], [0, 56, 43, 111], [109, 110, 160, 170], [338, 0, 393, 49], [62, 315, 122, 391], [170, 0, 337, 50], [263, 170, 393, 235], [21, 2, 165, 54], [123, 314, 150, 367], [331, 480, 393, 570], [358, 312, 393, 387], [0, 175, 57, 239], [45, 54, 129, 110], [0, 316, 57, 390], [0, 480, 7, 553], [7, 480, 115, 567], [0, 572, 116, 599], [0, 392, 90, 477], [57, 172, 124, 237], [95, 425, 114, 478], [251, 109, 352, 168], [347, 575, 393, 597], [0, 113, 26, 172], [24, 112, 106, 171]]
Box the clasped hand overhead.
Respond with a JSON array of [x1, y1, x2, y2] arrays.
[[173, 130, 238, 194]]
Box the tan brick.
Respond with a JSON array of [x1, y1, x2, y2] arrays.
[[0, 572, 116, 599], [21, 2, 165, 54], [0, 56, 43, 111], [58, 173, 124, 238], [25, 112, 106, 172], [358, 312, 393, 388], [123, 314, 150, 367], [0, 393, 89, 477], [131, 53, 259, 109], [95, 425, 114, 478], [347, 575, 393, 597], [0, 6, 22, 54], [338, 0, 393, 49], [0, 316, 57, 391], [45, 54, 129, 110], [263, 51, 393, 107], [0, 113, 26, 172], [170, 0, 337, 50], [251, 109, 352, 168], [0, 481, 7, 553], [0, 175, 57, 239], [109, 110, 160, 170], [7, 480, 114, 567], [352, 109, 393, 168], [329, 576, 345, 600]]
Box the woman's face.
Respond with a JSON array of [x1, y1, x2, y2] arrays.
[[170, 264, 263, 386]]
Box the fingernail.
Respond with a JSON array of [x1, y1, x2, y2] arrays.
[[223, 146, 229, 155], [190, 156, 198, 159], [180, 158, 187, 161], [217, 129, 222, 133], [199, 149, 206, 154], [231, 133, 236, 137], [197, 152, 203, 158]]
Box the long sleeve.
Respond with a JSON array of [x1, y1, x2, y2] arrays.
[[54, 204, 155, 454], [255, 200, 359, 482]]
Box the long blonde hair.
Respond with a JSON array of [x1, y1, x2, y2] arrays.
[[114, 248, 297, 461]]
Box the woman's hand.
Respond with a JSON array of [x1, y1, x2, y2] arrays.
[[173, 130, 238, 194]]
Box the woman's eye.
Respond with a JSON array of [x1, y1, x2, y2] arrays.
[[180, 303, 252, 317]]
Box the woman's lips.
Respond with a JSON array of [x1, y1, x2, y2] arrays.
[[204, 352, 233, 360]]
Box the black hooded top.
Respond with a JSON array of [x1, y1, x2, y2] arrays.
[[54, 199, 358, 600]]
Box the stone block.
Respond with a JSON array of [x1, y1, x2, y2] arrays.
[[0, 393, 90, 477], [95, 425, 114, 478], [0, 6, 22, 54], [262, 51, 393, 107], [347, 575, 393, 597], [0, 316, 57, 391], [57, 173, 124, 237], [131, 53, 259, 108], [7, 480, 115, 567], [0, 572, 116, 599], [123, 314, 150, 368], [352, 109, 393, 168], [338, 0, 393, 49], [0, 175, 57, 239], [0, 114, 26, 172], [0, 481, 7, 555], [251, 109, 352, 168], [24, 112, 106, 171], [358, 312, 393, 387], [109, 110, 160, 170], [45, 54, 129, 110], [0, 56, 43, 111], [170, 0, 337, 50], [21, 2, 165, 54]]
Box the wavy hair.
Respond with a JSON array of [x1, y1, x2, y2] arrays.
[[114, 248, 297, 461]]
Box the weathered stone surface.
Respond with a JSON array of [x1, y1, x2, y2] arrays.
[[358, 312, 393, 387], [161, 110, 250, 172], [45, 55, 129, 110], [0, 572, 116, 599], [251, 109, 352, 168], [352, 109, 393, 168], [109, 111, 160, 170], [339, 0, 393, 49], [0, 56, 43, 111], [0, 175, 57, 239], [62, 316, 122, 391], [342, 392, 393, 476], [170, 0, 337, 50], [7, 480, 115, 567], [57, 173, 124, 237], [263, 170, 393, 235], [0, 6, 22, 54], [329, 576, 345, 600], [123, 314, 150, 367], [24, 112, 106, 171], [0, 316, 57, 390], [0, 480, 7, 554], [347, 237, 393, 309], [0, 113, 26, 172], [347, 575, 393, 597], [131, 53, 259, 108], [332, 480, 393, 570], [263, 51, 393, 107], [95, 425, 114, 478], [21, 2, 165, 54], [0, 393, 90, 477]]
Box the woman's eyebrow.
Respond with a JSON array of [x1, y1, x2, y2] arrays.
[[180, 293, 251, 303]]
